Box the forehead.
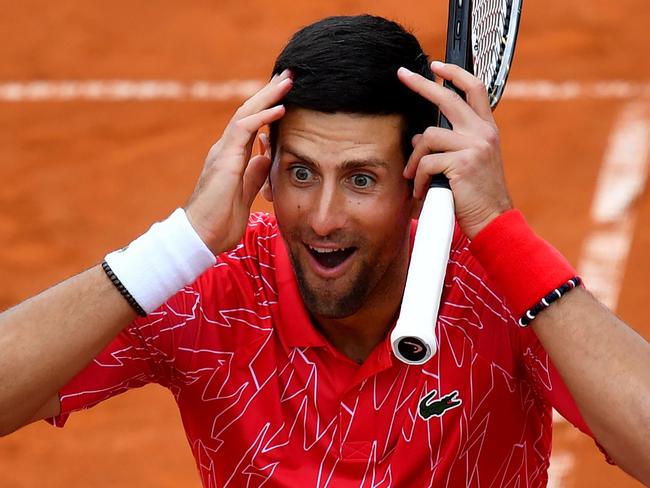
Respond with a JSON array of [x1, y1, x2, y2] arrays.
[[276, 108, 404, 165]]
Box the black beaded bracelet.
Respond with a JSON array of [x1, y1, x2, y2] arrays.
[[101, 260, 148, 317], [518, 276, 582, 327]]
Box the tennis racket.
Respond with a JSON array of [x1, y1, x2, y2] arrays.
[[391, 0, 523, 364]]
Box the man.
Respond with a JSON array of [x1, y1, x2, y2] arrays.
[[0, 15, 648, 487]]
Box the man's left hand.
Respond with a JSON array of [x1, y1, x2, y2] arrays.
[[397, 61, 513, 239]]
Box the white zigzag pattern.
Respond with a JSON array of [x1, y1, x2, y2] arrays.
[[62, 215, 557, 487]]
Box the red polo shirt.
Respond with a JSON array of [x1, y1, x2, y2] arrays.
[[51, 212, 592, 487]]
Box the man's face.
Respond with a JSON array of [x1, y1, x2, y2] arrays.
[[265, 108, 415, 319]]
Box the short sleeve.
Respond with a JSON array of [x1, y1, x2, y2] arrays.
[[518, 327, 591, 433], [518, 326, 615, 463], [46, 299, 186, 427], [47, 212, 279, 428], [46, 267, 222, 427]]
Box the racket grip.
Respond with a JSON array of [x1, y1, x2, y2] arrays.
[[391, 186, 455, 364], [429, 172, 451, 189]]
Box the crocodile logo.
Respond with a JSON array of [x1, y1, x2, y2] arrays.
[[418, 390, 462, 420]]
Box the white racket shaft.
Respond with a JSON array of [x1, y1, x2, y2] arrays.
[[391, 187, 454, 364]]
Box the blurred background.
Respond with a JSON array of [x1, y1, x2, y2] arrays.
[[0, 1, 648, 486]]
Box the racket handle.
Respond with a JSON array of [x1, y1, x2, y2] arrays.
[[391, 186, 455, 364]]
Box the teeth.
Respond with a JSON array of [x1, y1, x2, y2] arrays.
[[308, 245, 346, 253]]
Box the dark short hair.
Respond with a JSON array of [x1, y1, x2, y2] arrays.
[[269, 14, 437, 159]]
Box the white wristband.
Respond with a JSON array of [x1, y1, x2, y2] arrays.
[[105, 208, 216, 314]]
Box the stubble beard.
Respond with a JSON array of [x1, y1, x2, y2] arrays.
[[289, 248, 377, 318]]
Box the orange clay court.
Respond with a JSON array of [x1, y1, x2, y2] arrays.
[[0, 1, 649, 486]]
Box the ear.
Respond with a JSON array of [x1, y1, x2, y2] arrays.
[[261, 177, 273, 202]]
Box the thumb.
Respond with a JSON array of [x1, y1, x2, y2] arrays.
[[243, 154, 273, 207]]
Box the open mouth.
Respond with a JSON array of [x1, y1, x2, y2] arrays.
[[306, 244, 357, 269]]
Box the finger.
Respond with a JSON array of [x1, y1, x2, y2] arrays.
[[243, 154, 272, 206], [412, 153, 454, 199], [404, 127, 472, 178], [244, 133, 263, 174], [225, 105, 286, 149], [397, 66, 480, 130], [234, 72, 292, 121], [430, 61, 493, 122]]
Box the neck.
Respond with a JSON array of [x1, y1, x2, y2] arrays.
[[313, 243, 410, 365]]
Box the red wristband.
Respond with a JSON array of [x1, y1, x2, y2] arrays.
[[468, 209, 577, 321]]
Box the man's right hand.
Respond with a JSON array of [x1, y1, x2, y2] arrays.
[[185, 69, 292, 255]]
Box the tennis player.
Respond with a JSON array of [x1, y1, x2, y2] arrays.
[[1, 15, 648, 487]]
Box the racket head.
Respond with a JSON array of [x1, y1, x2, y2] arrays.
[[471, 0, 523, 109]]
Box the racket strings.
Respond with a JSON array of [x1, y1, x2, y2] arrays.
[[472, 0, 514, 106]]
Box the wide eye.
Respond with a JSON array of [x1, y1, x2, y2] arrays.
[[290, 166, 313, 183], [350, 174, 374, 189]]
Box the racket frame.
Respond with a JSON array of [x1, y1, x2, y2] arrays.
[[487, 0, 523, 108]]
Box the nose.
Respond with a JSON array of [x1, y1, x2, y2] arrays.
[[308, 180, 347, 237]]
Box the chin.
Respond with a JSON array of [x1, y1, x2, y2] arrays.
[[293, 259, 369, 319], [302, 291, 364, 319]]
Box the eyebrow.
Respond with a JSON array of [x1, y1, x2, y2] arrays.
[[281, 145, 389, 171]]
